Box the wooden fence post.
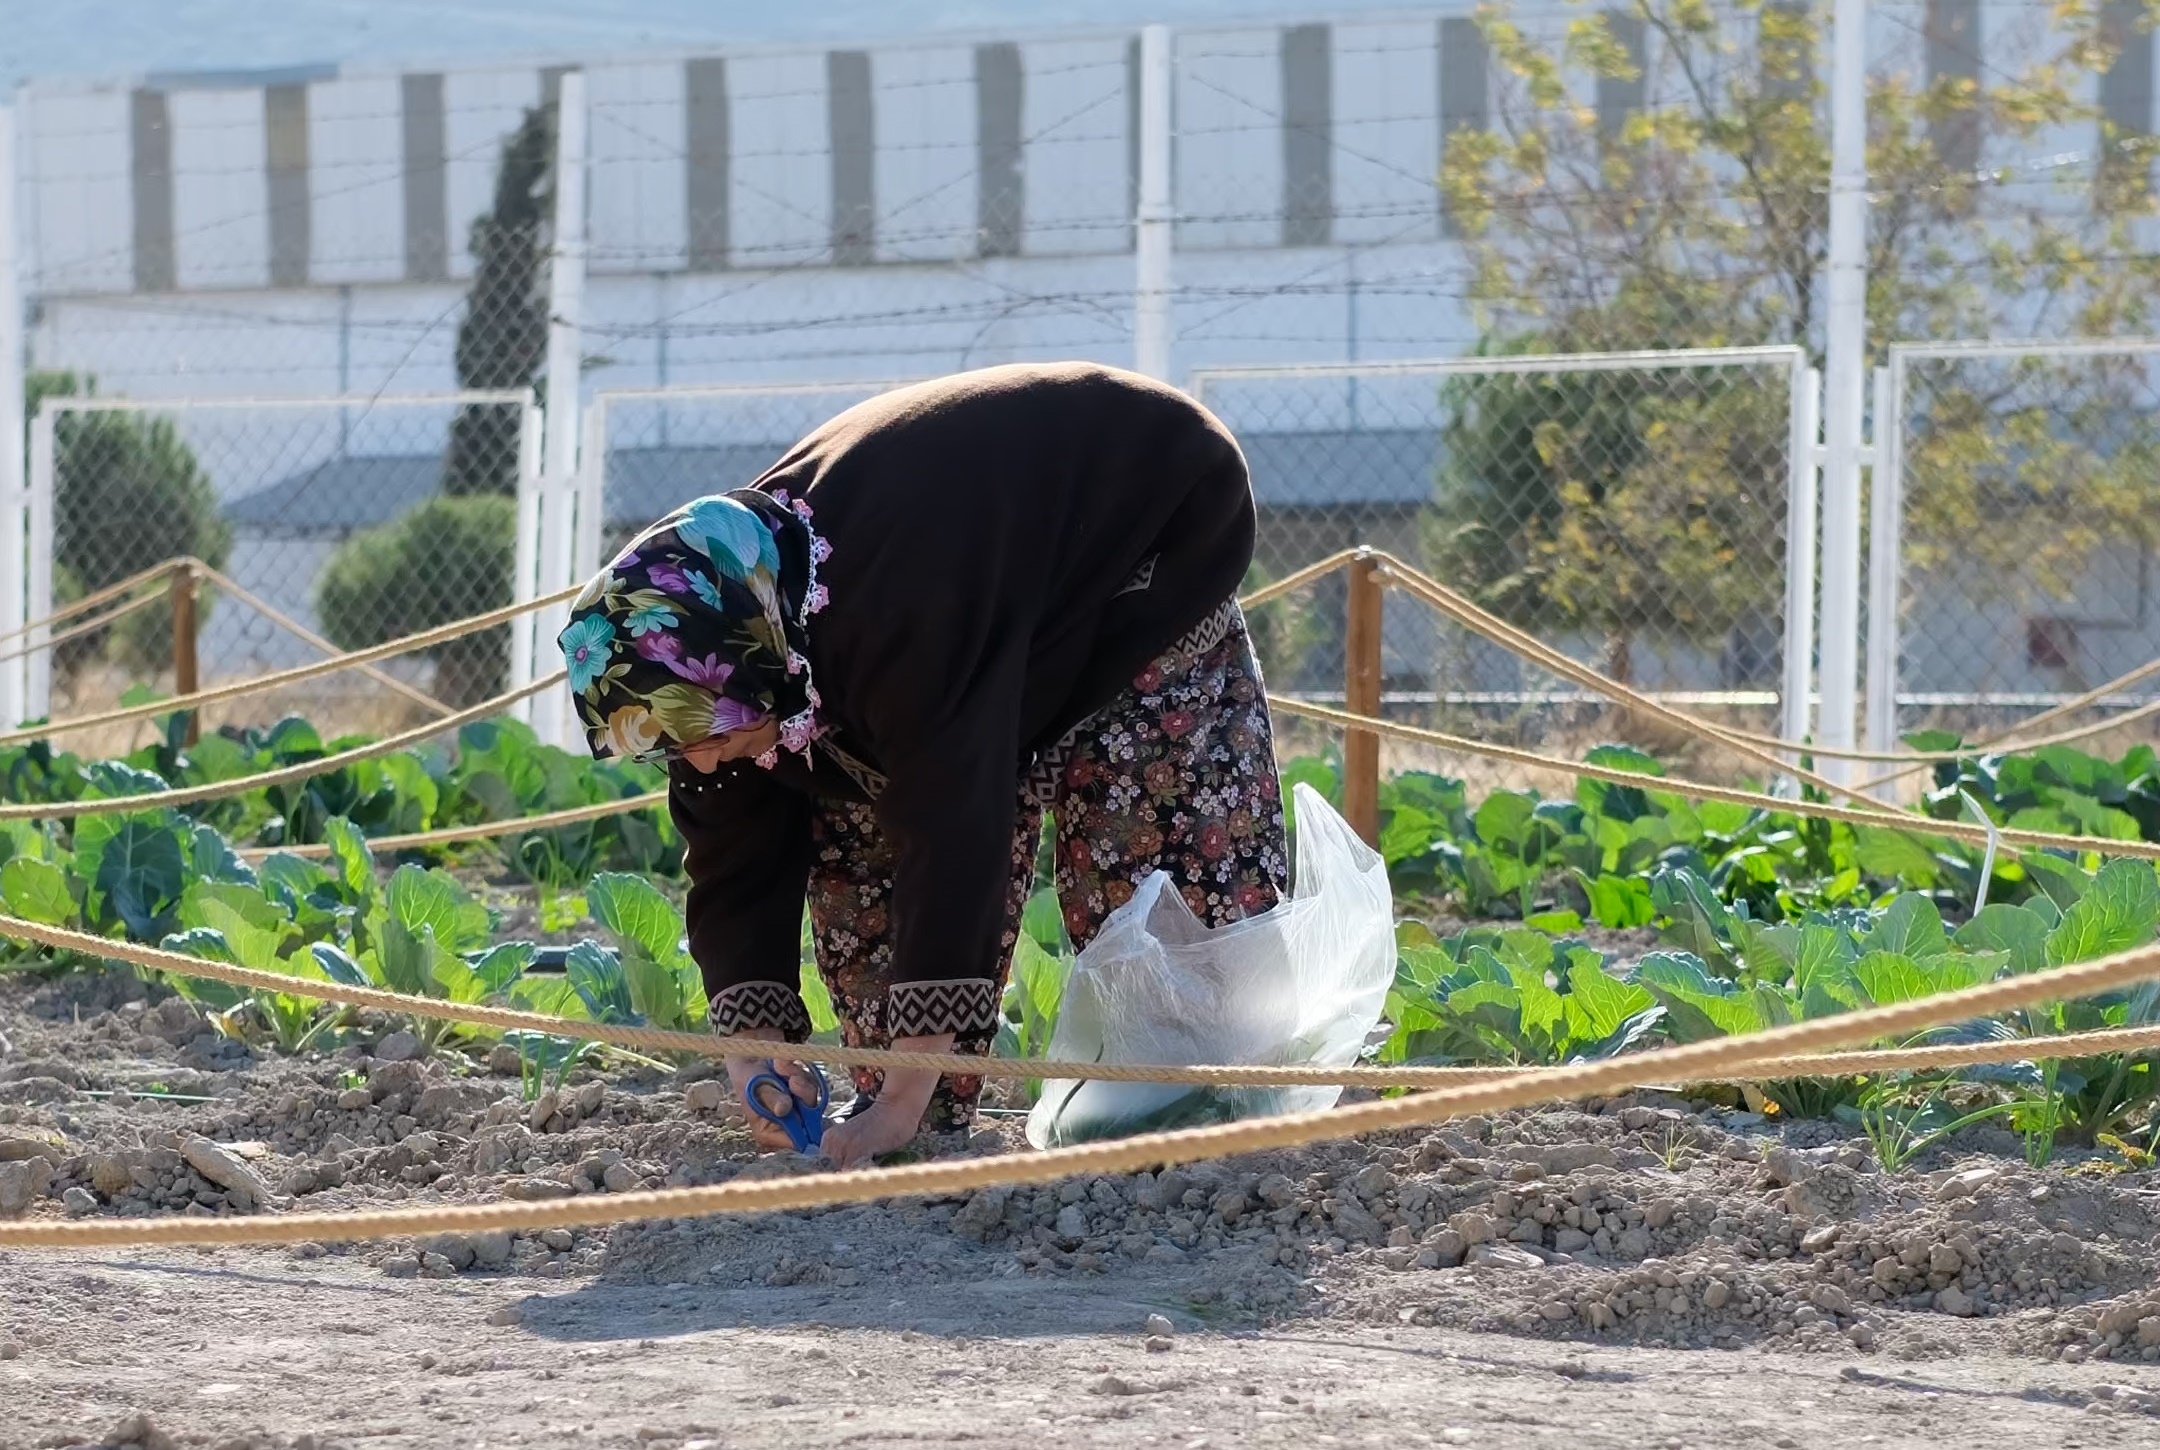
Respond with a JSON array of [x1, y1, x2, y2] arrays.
[[170, 562, 199, 745], [1343, 551, 1382, 845]]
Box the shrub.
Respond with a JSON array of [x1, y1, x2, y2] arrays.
[[316, 495, 515, 706], [31, 371, 232, 674]]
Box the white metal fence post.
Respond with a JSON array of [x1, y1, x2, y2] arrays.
[[1863, 362, 1901, 774], [1780, 363, 1822, 754], [0, 105, 22, 728], [1817, 0, 1871, 784], [574, 399, 604, 584], [25, 405, 52, 721], [0, 426, 20, 728], [537, 70, 588, 750], [1133, 24, 1174, 382], [510, 397, 544, 728]]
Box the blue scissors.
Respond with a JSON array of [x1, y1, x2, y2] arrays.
[[744, 1059, 830, 1152]]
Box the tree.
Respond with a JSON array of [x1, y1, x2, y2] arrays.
[[29, 370, 231, 675], [442, 102, 552, 497], [1434, 0, 2160, 678], [318, 105, 555, 704], [1430, 358, 1787, 683]]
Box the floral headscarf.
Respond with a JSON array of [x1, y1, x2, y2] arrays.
[[558, 488, 831, 768]]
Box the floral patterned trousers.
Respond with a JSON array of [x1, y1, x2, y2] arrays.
[[804, 601, 1289, 1130]]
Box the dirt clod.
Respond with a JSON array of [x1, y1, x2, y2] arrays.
[[0, 1158, 51, 1216], [179, 1134, 272, 1211], [106, 1410, 175, 1450], [372, 1031, 423, 1064]]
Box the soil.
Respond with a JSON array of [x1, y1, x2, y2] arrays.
[[5, 968, 2160, 1450]]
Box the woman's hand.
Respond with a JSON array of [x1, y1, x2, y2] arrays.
[[818, 1032, 954, 1170], [723, 1026, 822, 1155], [678, 719, 781, 772]]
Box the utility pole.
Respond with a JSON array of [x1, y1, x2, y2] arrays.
[[1816, 0, 1869, 784]]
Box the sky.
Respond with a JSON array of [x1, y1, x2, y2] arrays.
[[3, 0, 1348, 91]]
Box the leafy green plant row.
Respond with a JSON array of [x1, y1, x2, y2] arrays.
[[0, 707, 671, 891], [19, 777, 2156, 1158], [0, 792, 1076, 1104], [145, 815, 708, 1093], [5, 704, 2157, 1145], [4, 692, 2147, 921], [1291, 731, 2160, 927], [1381, 852, 2160, 1164]]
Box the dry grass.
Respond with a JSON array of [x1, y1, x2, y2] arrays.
[[47, 662, 443, 758]]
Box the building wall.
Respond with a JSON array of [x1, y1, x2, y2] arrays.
[[14, 6, 2160, 708]]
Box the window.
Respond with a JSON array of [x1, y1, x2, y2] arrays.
[[264, 83, 310, 286], [1596, 10, 1646, 144], [829, 50, 875, 264], [1440, 16, 1490, 236], [1282, 24, 1333, 247], [131, 89, 175, 292], [686, 58, 730, 270], [1925, 0, 1982, 174], [2100, 0, 2154, 199], [400, 74, 448, 282], [976, 43, 1024, 258]]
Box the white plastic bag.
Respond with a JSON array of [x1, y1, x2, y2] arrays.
[[1026, 783, 1395, 1147]]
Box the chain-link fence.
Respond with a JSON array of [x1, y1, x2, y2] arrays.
[[1872, 340, 2160, 749], [21, 389, 537, 742], [586, 380, 919, 549], [1193, 348, 1812, 790]]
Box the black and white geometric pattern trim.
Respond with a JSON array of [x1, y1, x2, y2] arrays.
[[1165, 597, 1242, 660], [1114, 553, 1159, 597], [815, 734, 890, 800], [886, 977, 1002, 1038], [709, 980, 812, 1041], [1024, 598, 1246, 806]]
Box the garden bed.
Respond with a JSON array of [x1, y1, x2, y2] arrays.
[[7, 974, 2160, 1378], [8, 717, 2160, 1445]]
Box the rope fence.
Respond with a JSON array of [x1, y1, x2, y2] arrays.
[[0, 587, 165, 671], [1, 908, 2153, 1087], [1269, 695, 2160, 862], [0, 545, 2155, 1248], [0, 583, 580, 750], [173, 546, 2160, 865], [237, 789, 669, 862], [1369, 551, 2160, 772], [196, 561, 455, 720], [6, 919, 2160, 1249], [228, 680, 2151, 870], [0, 673, 563, 822], [1281, 546, 2160, 777], [0, 543, 2139, 785], [0, 557, 189, 653]]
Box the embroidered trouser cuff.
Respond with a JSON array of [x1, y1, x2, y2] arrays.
[[708, 980, 812, 1042], [884, 977, 1002, 1038]]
